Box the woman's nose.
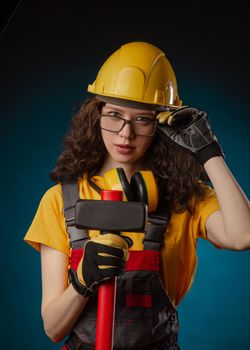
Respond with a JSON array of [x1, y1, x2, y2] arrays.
[[118, 121, 135, 139]]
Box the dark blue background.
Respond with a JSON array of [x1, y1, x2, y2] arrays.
[[1, 1, 249, 349]]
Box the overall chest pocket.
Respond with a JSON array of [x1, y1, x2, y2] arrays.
[[114, 273, 154, 348]]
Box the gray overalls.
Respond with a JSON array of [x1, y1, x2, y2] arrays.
[[61, 182, 180, 350]]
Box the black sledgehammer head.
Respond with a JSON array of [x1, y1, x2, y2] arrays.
[[75, 200, 146, 232]]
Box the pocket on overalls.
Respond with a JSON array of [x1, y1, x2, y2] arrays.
[[114, 276, 154, 348]]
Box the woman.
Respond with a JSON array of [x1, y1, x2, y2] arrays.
[[24, 42, 250, 349]]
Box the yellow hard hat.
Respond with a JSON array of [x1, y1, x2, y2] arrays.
[[87, 41, 182, 111]]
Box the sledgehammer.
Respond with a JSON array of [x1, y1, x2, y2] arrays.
[[75, 193, 147, 350]]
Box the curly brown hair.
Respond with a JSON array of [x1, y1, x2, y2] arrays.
[[50, 97, 209, 210]]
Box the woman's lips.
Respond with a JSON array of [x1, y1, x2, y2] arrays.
[[114, 144, 135, 155]]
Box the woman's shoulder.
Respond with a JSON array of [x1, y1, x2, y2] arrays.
[[41, 177, 86, 205], [41, 183, 63, 203], [191, 181, 219, 213], [197, 181, 217, 200], [170, 181, 218, 216]]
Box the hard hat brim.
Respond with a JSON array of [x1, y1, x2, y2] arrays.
[[96, 95, 167, 111]]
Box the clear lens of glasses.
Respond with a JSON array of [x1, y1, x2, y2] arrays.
[[100, 115, 156, 136]]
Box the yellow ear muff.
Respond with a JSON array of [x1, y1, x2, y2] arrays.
[[104, 168, 158, 213], [130, 171, 158, 212]]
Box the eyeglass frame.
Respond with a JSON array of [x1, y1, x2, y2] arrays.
[[99, 113, 158, 136]]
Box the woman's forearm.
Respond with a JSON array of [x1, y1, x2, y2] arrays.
[[42, 283, 89, 343]]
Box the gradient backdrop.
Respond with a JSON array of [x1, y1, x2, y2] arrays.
[[1, 1, 249, 349]]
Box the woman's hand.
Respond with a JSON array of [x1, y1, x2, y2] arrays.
[[72, 233, 129, 295], [157, 106, 224, 165]]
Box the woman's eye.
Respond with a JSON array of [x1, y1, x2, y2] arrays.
[[109, 111, 121, 117], [135, 116, 153, 123]]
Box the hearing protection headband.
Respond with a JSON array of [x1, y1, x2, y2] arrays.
[[88, 168, 158, 213]]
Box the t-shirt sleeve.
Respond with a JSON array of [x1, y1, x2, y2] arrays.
[[192, 185, 221, 242], [24, 184, 70, 256]]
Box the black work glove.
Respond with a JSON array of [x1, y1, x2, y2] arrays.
[[71, 234, 128, 295], [157, 106, 224, 165]]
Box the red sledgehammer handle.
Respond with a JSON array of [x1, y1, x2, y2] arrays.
[[95, 190, 123, 350]]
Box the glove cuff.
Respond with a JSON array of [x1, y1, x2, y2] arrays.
[[196, 141, 224, 166], [68, 268, 92, 297]]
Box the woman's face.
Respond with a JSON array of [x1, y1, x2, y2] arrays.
[[100, 103, 156, 169]]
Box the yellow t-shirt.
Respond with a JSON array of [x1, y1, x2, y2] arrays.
[[24, 174, 220, 306]]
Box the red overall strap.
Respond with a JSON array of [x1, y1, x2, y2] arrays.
[[125, 250, 159, 272], [69, 248, 83, 270]]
